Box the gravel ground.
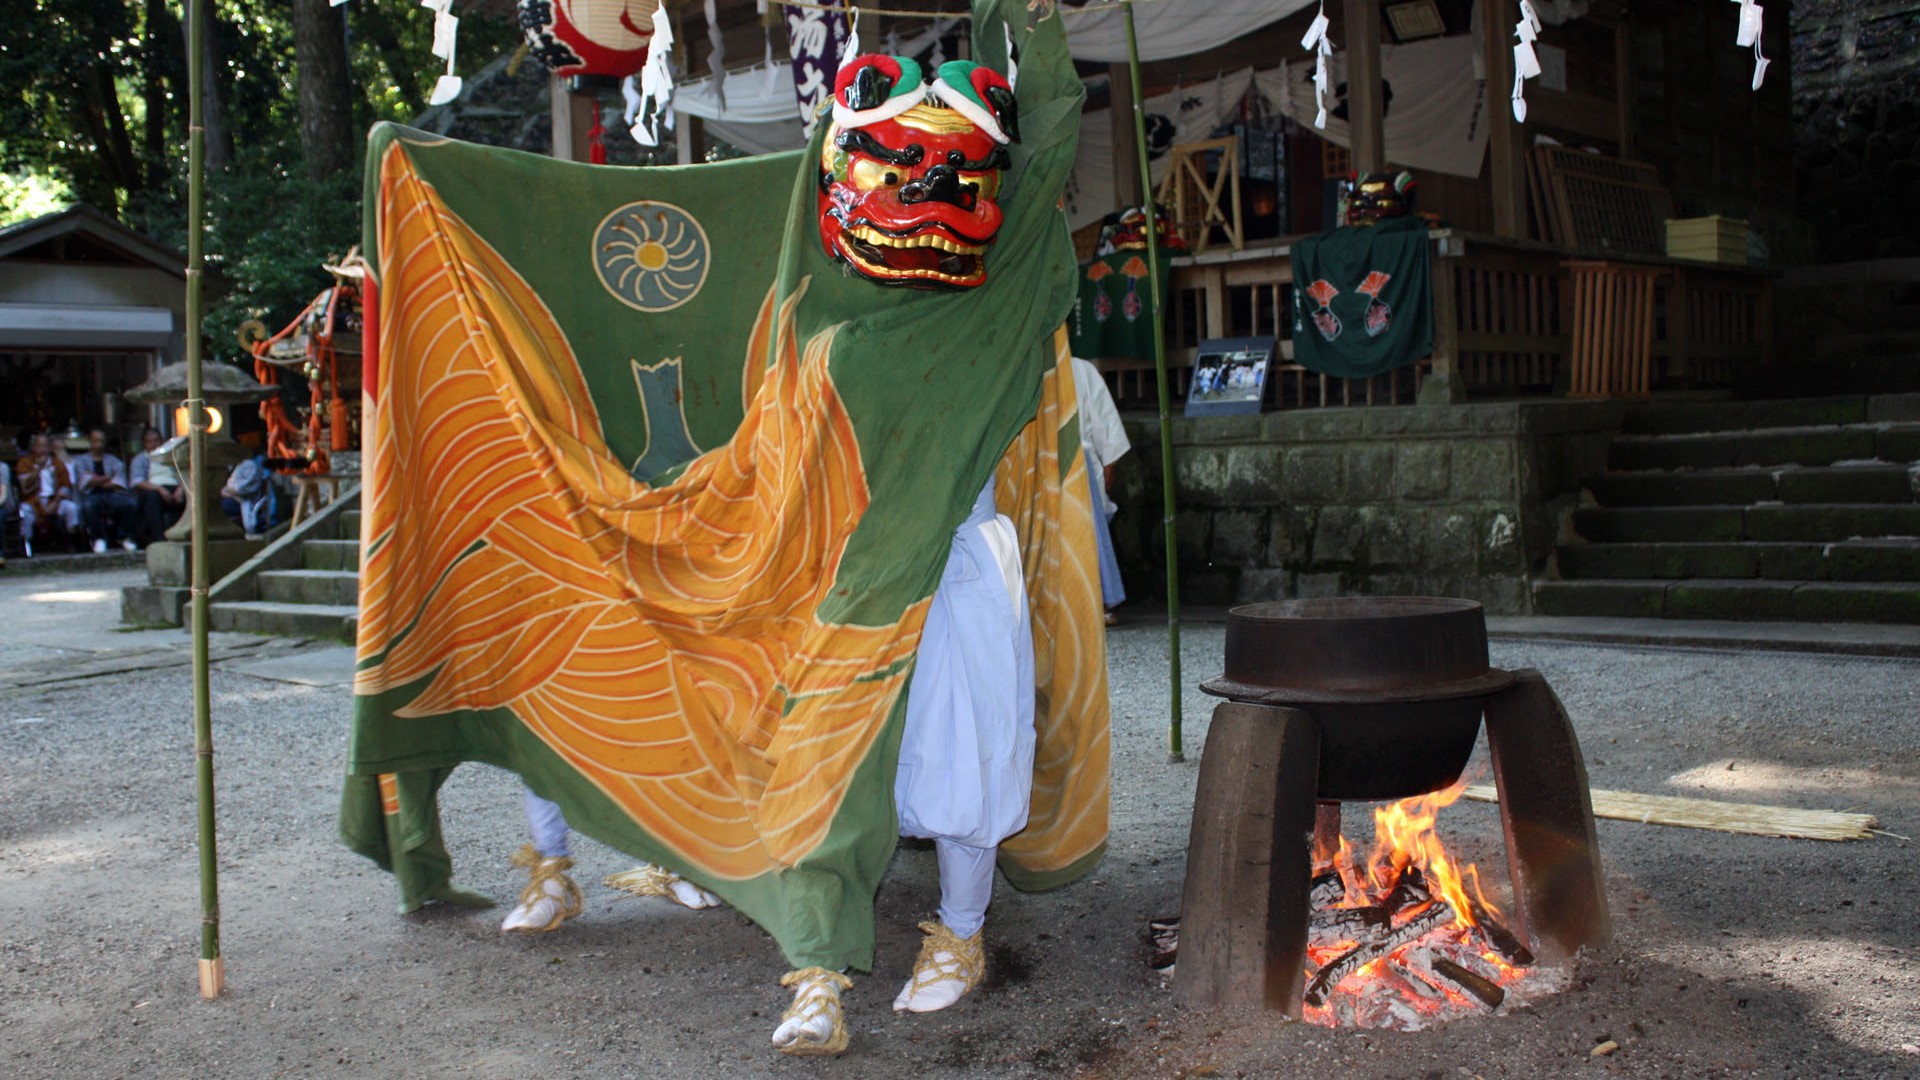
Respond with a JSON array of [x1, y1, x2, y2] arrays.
[[1, 570, 1917, 1078]]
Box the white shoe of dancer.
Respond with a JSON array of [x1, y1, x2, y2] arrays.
[[499, 845, 583, 934], [604, 862, 723, 910], [893, 920, 985, 1013], [771, 968, 852, 1056]]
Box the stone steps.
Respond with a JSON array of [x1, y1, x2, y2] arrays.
[[205, 501, 362, 641], [1568, 503, 1920, 544], [1557, 539, 1920, 582], [1607, 422, 1920, 472], [302, 539, 361, 571], [1545, 397, 1920, 622], [208, 600, 358, 641], [1588, 463, 1917, 507], [258, 568, 361, 606], [1534, 579, 1920, 623]]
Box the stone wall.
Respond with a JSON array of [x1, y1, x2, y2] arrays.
[[1793, 1, 1920, 261], [1109, 403, 1623, 615]]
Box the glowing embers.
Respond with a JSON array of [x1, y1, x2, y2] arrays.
[[1302, 782, 1566, 1030]]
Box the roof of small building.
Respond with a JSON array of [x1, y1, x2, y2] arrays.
[[0, 205, 189, 278]]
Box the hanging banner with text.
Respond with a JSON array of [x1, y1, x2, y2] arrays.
[[784, 1, 851, 135]]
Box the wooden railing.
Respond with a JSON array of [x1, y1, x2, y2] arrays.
[[1094, 229, 1774, 409]]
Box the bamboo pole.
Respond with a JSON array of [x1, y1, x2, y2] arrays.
[[1122, 3, 1183, 762], [186, 0, 224, 1000]]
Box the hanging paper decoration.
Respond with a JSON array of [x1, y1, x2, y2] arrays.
[[1300, 3, 1334, 130], [1733, 0, 1770, 90], [1510, 0, 1542, 123], [704, 0, 728, 110], [783, 0, 852, 134], [424, 0, 464, 105], [628, 2, 677, 146], [517, 0, 659, 82]]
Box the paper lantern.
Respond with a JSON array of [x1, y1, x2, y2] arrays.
[[519, 0, 659, 83]]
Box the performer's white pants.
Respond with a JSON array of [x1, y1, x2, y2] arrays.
[[936, 838, 995, 939], [524, 787, 570, 858]]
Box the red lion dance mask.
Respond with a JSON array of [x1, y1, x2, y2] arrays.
[[818, 55, 1019, 289]]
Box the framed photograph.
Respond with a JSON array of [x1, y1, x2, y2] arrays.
[[1183, 336, 1275, 417]]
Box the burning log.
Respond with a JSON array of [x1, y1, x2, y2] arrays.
[[1304, 900, 1453, 1007], [1467, 897, 1534, 966], [1310, 871, 1344, 908], [1431, 957, 1505, 1009]]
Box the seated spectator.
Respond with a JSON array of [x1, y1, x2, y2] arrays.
[[70, 428, 139, 553], [14, 433, 80, 556], [0, 460, 13, 570], [130, 426, 186, 545], [221, 449, 273, 537]]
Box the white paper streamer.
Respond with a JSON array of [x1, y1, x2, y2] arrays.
[[1732, 0, 1770, 89], [840, 6, 862, 70], [705, 0, 727, 111], [1005, 23, 1018, 91], [1510, 0, 1542, 123], [1300, 4, 1333, 129], [632, 3, 677, 147], [420, 0, 461, 106]]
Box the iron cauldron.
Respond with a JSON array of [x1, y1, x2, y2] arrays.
[[1199, 597, 1514, 801]]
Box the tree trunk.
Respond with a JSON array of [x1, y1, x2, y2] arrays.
[[292, 0, 355, 180], [193, 0, 232, 172]]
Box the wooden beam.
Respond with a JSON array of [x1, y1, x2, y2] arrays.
[[1481, 0, 1529, 238], [1108, 63, 1142, 210], [676, 114, 705, 165], [549, 78, 600, 163], [1343, 0, 1386, 175]]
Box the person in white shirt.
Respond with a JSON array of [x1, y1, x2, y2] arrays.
[[1070, 357, 1131, 623], [70, 429, 139, 552], [130, 426, 186, 545]]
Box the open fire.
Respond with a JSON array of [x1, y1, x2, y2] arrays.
[[1300, 781, 1566, 1029]]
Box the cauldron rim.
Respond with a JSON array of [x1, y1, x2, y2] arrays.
[[1199, 668, 1514, 705], [1226, 596, 1485, 623]]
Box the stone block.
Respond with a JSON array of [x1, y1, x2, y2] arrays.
[[1283, 448, 1346, 504], [1221, 445, 1286, 505], [1427, 511, 1479, 572], [1533, 580, 1667, 618], [1392, 442, 1451, 502], [1265, 509, 1310, 567], [1210, 510, 1266, 566], [1182, 569, 1240, 606], [1469, 576, 1530, 615], [1482, 510, 1523, 572], [1176, 511, 1211, 566], [1470, 402, 1522, 435], [1313, 507, 1366, 564], [121, 585, 187, 627], [1363, 507, 1422, 568], [1266, 408, 1366, 443], [145, 538, 265, 587], [1196, 414, 1263, 443], [1344, 445, 1395, 500], [1295, 572, 1344, 599], [1174, 448, 1231, 505], [1362, 406, 1471, 437], [1449, 441, 1517, 500], [1235, 568, 1293, 603]]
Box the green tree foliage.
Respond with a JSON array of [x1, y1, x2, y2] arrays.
[[0, 0, 516, 356]]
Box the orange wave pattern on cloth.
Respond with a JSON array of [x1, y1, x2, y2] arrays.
[[354, 144, 929, 879], [995, 348, 1112, 882]]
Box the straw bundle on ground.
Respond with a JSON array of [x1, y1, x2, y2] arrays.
[[1461, 785, 1881, 842]]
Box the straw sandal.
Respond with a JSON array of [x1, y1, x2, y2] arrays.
[[500, 844, 583, 934], [772, 967, 853, 1056], [604, 863, 723, 910], [893, 920, 985, 1013]]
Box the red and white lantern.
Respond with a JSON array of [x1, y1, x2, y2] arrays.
[[518, 0, 659, 82]]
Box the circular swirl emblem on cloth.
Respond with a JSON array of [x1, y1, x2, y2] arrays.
[[592, 201, 710, 313]]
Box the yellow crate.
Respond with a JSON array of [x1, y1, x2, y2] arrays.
[[1664, 216, 1750, 263]]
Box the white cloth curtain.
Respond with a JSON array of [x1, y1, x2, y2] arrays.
[[1065, 67, 1255, 230], [1061, 0, 1317, 63], [1253, 35, 1489, 179]]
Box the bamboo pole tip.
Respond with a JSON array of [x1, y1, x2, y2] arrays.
[[198, 957, 226, 999]]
